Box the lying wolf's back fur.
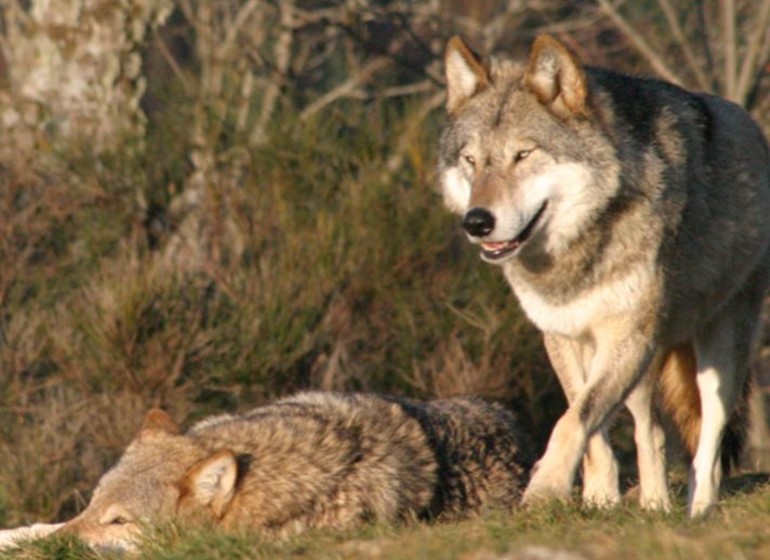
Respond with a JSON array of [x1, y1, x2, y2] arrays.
[[194, 392, 534, 528], [386, 396, 534, 517]]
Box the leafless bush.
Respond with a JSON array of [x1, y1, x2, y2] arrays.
[[0, 165, 77, 311], [572, 1, 770, 133]]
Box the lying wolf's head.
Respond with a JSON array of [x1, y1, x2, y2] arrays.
[[57, 410, 239, 551], [439, 36, 619, 265]]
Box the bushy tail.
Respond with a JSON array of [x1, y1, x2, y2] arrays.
[[658, 342, 749, 474]]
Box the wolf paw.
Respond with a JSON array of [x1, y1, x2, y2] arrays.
[[521, 477, 572, 507], [688, 499, 717, 519], [581, 486, 621, 509], [521, 459, 574, 507], [639, 493, 671, 512], [581, 467, 620, 509]]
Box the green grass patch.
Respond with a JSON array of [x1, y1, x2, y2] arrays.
[[7, 482, 770, 560]]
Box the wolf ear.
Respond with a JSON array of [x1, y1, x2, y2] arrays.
[[183, 449, 238, 518], [524, 35, 587, 118], [140, 409, 180, 437], [445, 36, 489, 114]]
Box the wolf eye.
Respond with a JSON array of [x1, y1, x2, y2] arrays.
[[100, 505, 134, 527], [463, 154, 476, 166], [104, 512, 132, 526], [514, 149, 532, 163]]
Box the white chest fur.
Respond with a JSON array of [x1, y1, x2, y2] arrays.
[[505, 264, 655, 337]]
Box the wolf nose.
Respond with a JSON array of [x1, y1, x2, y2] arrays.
[[462, 208, 495, 237]]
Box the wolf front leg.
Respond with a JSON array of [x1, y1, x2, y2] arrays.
[[523, 321, 656, 506], [624, 367, 671, 511], [544, 334, 621, 508]]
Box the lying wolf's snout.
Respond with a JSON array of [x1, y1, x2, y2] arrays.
[[463, 208, 495, 237]]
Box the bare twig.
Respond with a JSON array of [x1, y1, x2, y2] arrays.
[[176, 0, 194, 23], [595, 0, 682, 85], [236, 70, 255, 132], [152, 27, 192, 93], [222, 0, 261, 56], [0, 0, 30, 25], [656, 0, 711, 90], [194, 2, 214, 101], [250, 0, 294, 146], [285, 4, 342, 27], [385, 90, 445, 174], [759, 22, 770, 80], [380, 80, 434, 98], [536, 13, 606, 36], [735, 0, 770, 105], [0, 0, 30, 81], [721, 0, 737, 101], [745, 26, 770, 111], [482, 0, 526, 52], [695, 0, 718, 91], [299, 56, 392, 122]]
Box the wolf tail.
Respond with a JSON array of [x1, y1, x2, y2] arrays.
[[658, 342, 749, 474]]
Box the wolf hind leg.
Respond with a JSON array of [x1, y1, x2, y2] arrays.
[[689, 293, 760, 517], [688, 360, 725, 518]]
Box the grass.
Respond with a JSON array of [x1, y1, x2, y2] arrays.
[[5, 477, 770, 559]]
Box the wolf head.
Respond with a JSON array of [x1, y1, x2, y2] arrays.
[[57, 410, 240, 551], [439, 36, 620, 265]]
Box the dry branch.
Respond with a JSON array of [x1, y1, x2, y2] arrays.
[[735, 0, 770, 105], [595, 0, 683, 85], [720, 0, 737, 100], [299, 57, 393, 122], [250, 0, 294, 146], [385, 90, 445, 174], [656, 0, 711, 90]]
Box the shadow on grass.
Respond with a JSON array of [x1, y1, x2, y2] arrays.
[[723, 471, 770, 496], [619, 469, 770, 511]]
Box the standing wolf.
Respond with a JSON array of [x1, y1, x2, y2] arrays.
[[57, 392, 532, 550], [438, 35, 770, 517]]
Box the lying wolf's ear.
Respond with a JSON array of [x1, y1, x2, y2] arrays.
[[445, 36, 489, 114], [524, 35, 587, 118], [140, 409, 181, 437], [182, 449, 238, 518]]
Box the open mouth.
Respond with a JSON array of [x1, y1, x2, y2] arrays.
[[480, 203, 547, 261]]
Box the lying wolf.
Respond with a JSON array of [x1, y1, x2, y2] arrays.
[[56, 392, 533, 549], [438, 34, 770, 517]]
